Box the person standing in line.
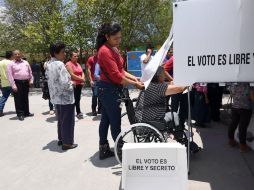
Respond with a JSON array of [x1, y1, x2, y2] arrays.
[[140, 44, 154, 80], [31, 60, 41, 88], [228, 83, 254, 153], [207, 83, 224, 121], [42, 57, 54, 115], [192, 83, 210, 127], [7, 50, 34, 121], [96, 23, 144, 160], [66, 52, 86, 120], [47, 42, 77, 150], [0, 51, 14, 117], [86, 49, 102, 116]]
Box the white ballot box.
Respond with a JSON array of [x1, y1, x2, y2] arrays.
[[122, 143, 187, 190]]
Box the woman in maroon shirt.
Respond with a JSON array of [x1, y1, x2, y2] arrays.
[[96, 23, 144, 160]]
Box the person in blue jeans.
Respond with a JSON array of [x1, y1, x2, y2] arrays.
[[92, 62, 101, 115], [96, 23, 144, 160], [0, 51, 14, 117]]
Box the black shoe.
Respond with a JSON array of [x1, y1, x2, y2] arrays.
[[97, 110, 101, 114], [92, 111, 97, 116], [0, 112, 4, 117], [25, 113, 34, 117], [99, 143, 115, 160], [58, 141, 63, 146], [18, 116, 24, 121], [62, 144, 78, 150]]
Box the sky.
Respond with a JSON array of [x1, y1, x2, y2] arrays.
[[0, 0, 4, 7]]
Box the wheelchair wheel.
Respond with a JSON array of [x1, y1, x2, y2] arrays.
[[114, 123, 165, 165]]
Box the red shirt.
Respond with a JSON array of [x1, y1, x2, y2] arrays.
[[98, 44, 125, 85], [66, 61, 83, 84], [164, 56, 174, 77], [86, 56, 98, 81]]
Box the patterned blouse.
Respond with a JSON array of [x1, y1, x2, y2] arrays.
[[135, 82, 168, 122], [230, 83, 253, 110], [46, 58, 74, 105]]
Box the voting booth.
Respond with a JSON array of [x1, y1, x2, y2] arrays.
[[122, 143, 187, 190], [173, 0, 254, 86], [173, 0, 254, 150]]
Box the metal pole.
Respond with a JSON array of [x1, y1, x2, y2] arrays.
[[187, 87, 191, 174], [172, 0, 191, 174]]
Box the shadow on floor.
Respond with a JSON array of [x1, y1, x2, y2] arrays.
[[42, 140, 64, 153], [92, 115, 101, 121], [86, 112, 94, 117], [46, 116, 57, 123], [42, 111, 50, 115], [118, 177, 123, 190], [3, 111, 16, 116], [9, 116, 19, 120], [188, 118, 254, 190], [89, 151, 118, 168]]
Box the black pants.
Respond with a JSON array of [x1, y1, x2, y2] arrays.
[[207, 83, 223, 121], [74, 84, 82, 115], [56, 104, 75, 145], [33, 72, 40, 88], [228, 108, 252, 144], [13, 80, 30, 117], [171, 93, 188, 128]]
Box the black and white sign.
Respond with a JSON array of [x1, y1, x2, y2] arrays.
[[122, 143, 187, 190], [173, 0, 254, 85]]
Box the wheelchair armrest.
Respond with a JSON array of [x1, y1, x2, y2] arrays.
[[146, 120, 167, 131]]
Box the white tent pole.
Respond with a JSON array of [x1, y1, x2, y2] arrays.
[[172, 0, 191, 174]]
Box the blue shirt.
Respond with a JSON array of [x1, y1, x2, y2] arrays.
[[94, 63, 100, 81]]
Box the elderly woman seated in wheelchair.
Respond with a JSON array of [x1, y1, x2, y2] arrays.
[[114, 66, 200, 164]]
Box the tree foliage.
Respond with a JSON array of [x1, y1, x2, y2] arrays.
[[0, 0, 172, 60]]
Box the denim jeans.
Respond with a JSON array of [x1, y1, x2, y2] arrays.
[[92, 81, 101, 111], [98, 81, 122, 145], [0, 86, 12, 112]]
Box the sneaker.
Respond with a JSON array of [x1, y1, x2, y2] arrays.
[[75, 117, 79, 122]]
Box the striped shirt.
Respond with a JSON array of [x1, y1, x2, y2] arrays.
[[136, 82, 168, 122]]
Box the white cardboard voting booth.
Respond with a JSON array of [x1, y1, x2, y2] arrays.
[[122, 143, 187, 190], [173, 0, 254, 86]]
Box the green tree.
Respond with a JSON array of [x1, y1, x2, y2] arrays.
[[2, 0, 65, 57], [0, 0, 173, 60]]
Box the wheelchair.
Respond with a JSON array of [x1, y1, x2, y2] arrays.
[[114, 88, 201, 165]]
